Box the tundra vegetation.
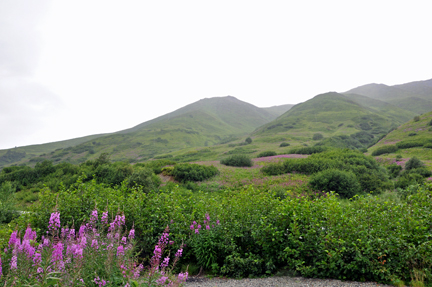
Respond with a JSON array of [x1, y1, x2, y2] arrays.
[[1, 148, 432, 286]]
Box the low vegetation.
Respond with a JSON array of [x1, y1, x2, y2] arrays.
[[220, 154, 253, 167]]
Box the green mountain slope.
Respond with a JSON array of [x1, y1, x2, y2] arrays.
[[345, 78, 432, 114], [0, 133, 107, 166], [252, 92, 407, 149], [344, 93, 417, 123], [2, 96, 279, 166], [367, 111, 432, 162]]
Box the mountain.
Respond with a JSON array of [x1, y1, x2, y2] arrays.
[[345, 78, 432, 114], [0, 96, 282, 166], [262, 104, 294, 118], [252, 92, 410, 149]]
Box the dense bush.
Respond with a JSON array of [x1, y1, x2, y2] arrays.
[[371, 145, 398, 156], [413, 115, 420, 122], [387, 164, 402, 178], [312, 133, 323, 140], [424, 143, 432, 149], [23, 179, 432, 284], [0, 182, 17, 224], [128, 167, 162, 192], [172, 163, 219, 183], [245, 137, 252, 144], [288, 146, 327, 155], [405, 156, 424, 170], [220, 155, 253, 167], [262, 149, 390, 193], [257, 151, 277, 158], [396, 139, 430, 149], [279, 142, 290, 147], [309, 169, 361, 198]]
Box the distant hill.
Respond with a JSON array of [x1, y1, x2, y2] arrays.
[[0, 133, 107, 166], [1, 96, 281, 166], [262, 104, 294, 118], [345, 78, 432, 114], [252, 92, 410, 149]]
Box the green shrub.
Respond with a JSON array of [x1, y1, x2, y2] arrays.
[[245, 137, 252, 144], [309, 169, 361, 198], [220, 155, 253, 167], [288, 146, 327, 155], [172, 163, 219, 183], [127, 167, 161, 192], [279, 142, 290, 147], [396, 140, 429, 149], [405, 157, 424, 171], [0, 182, 17, 224], [414, 115, 420, 122], [371, 145, 398, 156], [408, 132, 417, 136], [424, 143, 432, 149], [429, 119, 432, 126], [312, 133, 324, 140], [257, 151, 277, 158], [387, 164, 402, 179]]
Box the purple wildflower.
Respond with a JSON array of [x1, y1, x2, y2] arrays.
[[206, 225, 210, 230], [8, 231, 18, 248], [133, 264, 143, 279], [216, 220, 220, 225], [52, 242, 63, 262], [157, 276, 169, 285], [10, 255, 17, 270], [161, 256, 170, 269], [190, 224, 194, 230], [91, 239, 99, 249], [101, 211, 108, 224], [197, 224, 202, 229], [121, 236, 127, 245], [33, 252, 42, 266], [128, 229, 135, 239], [117, 245, 125, 257], [175, 248, 183, 257], [0, 256, 2, 279], [195, 229, 199, 234], [205, 213, 210, 221], [90, 209, 98, 225], [192, 221, 197, 225], [78, 225, 86, 238], [48, 212, 61, 234], [178, 271, 188, 282]]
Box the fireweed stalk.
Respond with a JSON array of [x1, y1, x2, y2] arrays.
[[0, 211, 188, 286]]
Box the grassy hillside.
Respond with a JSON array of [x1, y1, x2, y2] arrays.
[[345, 78, 432, 114], [3, 96, 283, 166], [251, 92, 404, 149], [0, 133, 107, 166], [367, 111, 432, 163]]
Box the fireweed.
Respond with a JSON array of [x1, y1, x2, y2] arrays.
[[0, 210, 188, 286]]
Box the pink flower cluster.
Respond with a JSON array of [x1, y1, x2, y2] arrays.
[[190, 213, 220, 234]]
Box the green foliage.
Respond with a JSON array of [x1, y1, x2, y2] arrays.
[[257, 151, 277, 158], [409, 132, 417, 136], [312, 133, 323, 140], [172, 163, 219, 183], [371, 145, 398, 156], [245, 137, 252, 144], [396, 139, 430, 149], [0, 182, 17, 224], [387, 164, 402, 179], [127, 167, 161, 192], [19, 177, 432, 283], [220, 155, 253, 167], [288, 146, 327, 155], [279, 142, 290, 147], [262, 149, 390, 194], [309, 169, 361, 198], [405, 157, 424, 171], [414, 115, 420, 122], [423, 143, 432, 149]]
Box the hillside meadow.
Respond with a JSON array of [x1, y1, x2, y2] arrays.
[[1, 149, 432, 286]]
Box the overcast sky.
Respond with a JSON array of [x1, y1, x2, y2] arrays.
[[1, 0, 432, 150]]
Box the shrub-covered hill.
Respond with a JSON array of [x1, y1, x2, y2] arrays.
[[0, 96, 290, 167], [345, 78, 432, 114], [367, 111, 432, 163], [252, 92, 407, 150]]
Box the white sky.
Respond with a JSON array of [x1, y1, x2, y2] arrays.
[[1, 0, 432, 150]]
